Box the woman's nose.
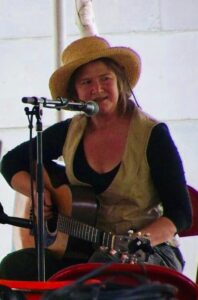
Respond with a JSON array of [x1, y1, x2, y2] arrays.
[[91, 80, 103, 94]]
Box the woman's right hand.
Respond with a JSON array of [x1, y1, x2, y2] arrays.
[[11, 170, 55, 220], [33, 187, 54, 220]]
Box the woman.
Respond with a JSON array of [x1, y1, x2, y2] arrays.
[[0, 36, 192, 280]]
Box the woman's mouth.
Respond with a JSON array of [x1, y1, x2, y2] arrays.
[[94, 96, 108, 102]]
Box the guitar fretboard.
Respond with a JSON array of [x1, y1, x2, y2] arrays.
[[57, 214, 114, 248]]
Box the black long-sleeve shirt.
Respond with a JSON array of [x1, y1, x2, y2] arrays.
[[0, 119, 192, 233]]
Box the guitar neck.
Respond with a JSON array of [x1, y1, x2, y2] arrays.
[[58, 214, 114, 248]]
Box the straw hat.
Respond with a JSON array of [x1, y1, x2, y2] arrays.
[[49, 36, 141, 99]]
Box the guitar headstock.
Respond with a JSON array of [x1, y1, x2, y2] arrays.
[[104, 231, 154, 264]]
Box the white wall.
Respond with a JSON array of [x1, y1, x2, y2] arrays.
[[0, 0, 197, 281]]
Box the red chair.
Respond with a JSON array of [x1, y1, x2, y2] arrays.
[[0, 279, 72, 300], [49, 262, 198, 300], [180, 186, 198, 237], [179, 186, 198, 284]]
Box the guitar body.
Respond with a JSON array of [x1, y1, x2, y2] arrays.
[[48, 185, 97, 259], [13, 185, 97, 259]]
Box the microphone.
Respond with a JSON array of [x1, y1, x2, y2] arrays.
[[22, 97, 99, 116], [62, 100, 99, 116]]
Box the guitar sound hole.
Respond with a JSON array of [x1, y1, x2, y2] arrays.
[[47, 215, 58, 233]]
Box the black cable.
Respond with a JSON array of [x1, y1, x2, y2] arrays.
[[0, 284, 25, 300], [131, 89, 141, 108], [42, 263, 178, 300], [42, 281, 177, 300]]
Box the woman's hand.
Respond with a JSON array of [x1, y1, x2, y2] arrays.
[[11, 170, 55, 220], [33, 187, 54, 220], [140, 216, 177, 247]]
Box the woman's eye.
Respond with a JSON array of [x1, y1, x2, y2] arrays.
[[82, 79, 91, 85], [102, 76, 111, 81]]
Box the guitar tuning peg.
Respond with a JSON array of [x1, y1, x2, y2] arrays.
[[109, 249, 117, 256], [120, 252, 129, 263], [100, 246, 109, 252], [128, 229, 134, 237], [129, 254, 138, 264]]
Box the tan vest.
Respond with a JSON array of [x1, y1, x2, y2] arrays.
[[62, 106, 163, 235]]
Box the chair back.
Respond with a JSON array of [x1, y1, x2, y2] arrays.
[[49, 263, 198, 300], [0, 279, 71, 300], [180, 185, 198, 237]]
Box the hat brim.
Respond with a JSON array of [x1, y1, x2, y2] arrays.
[[49, 46, 141, 99]]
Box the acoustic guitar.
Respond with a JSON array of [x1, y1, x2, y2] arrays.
[[12, 185, 98, 260], [46, 187, 152, 260], [1, 185, 152, 263]]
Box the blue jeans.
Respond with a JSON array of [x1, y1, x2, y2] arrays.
[[89, 243, 185, 272], [0, 244, 184, 281]]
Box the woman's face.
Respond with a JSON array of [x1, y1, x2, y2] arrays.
[[74, 60, 119, 115]]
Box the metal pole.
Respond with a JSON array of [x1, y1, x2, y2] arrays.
[[53, 0, 65, 122]]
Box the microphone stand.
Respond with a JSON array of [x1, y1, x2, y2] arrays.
[[0, 202, 33, 229], [20, 96, 98, 281], [25, 104, 45, 281], [35, 104, 46, 281]]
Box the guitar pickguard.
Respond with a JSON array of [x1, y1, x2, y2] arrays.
[[64, 186, 98, 259]]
